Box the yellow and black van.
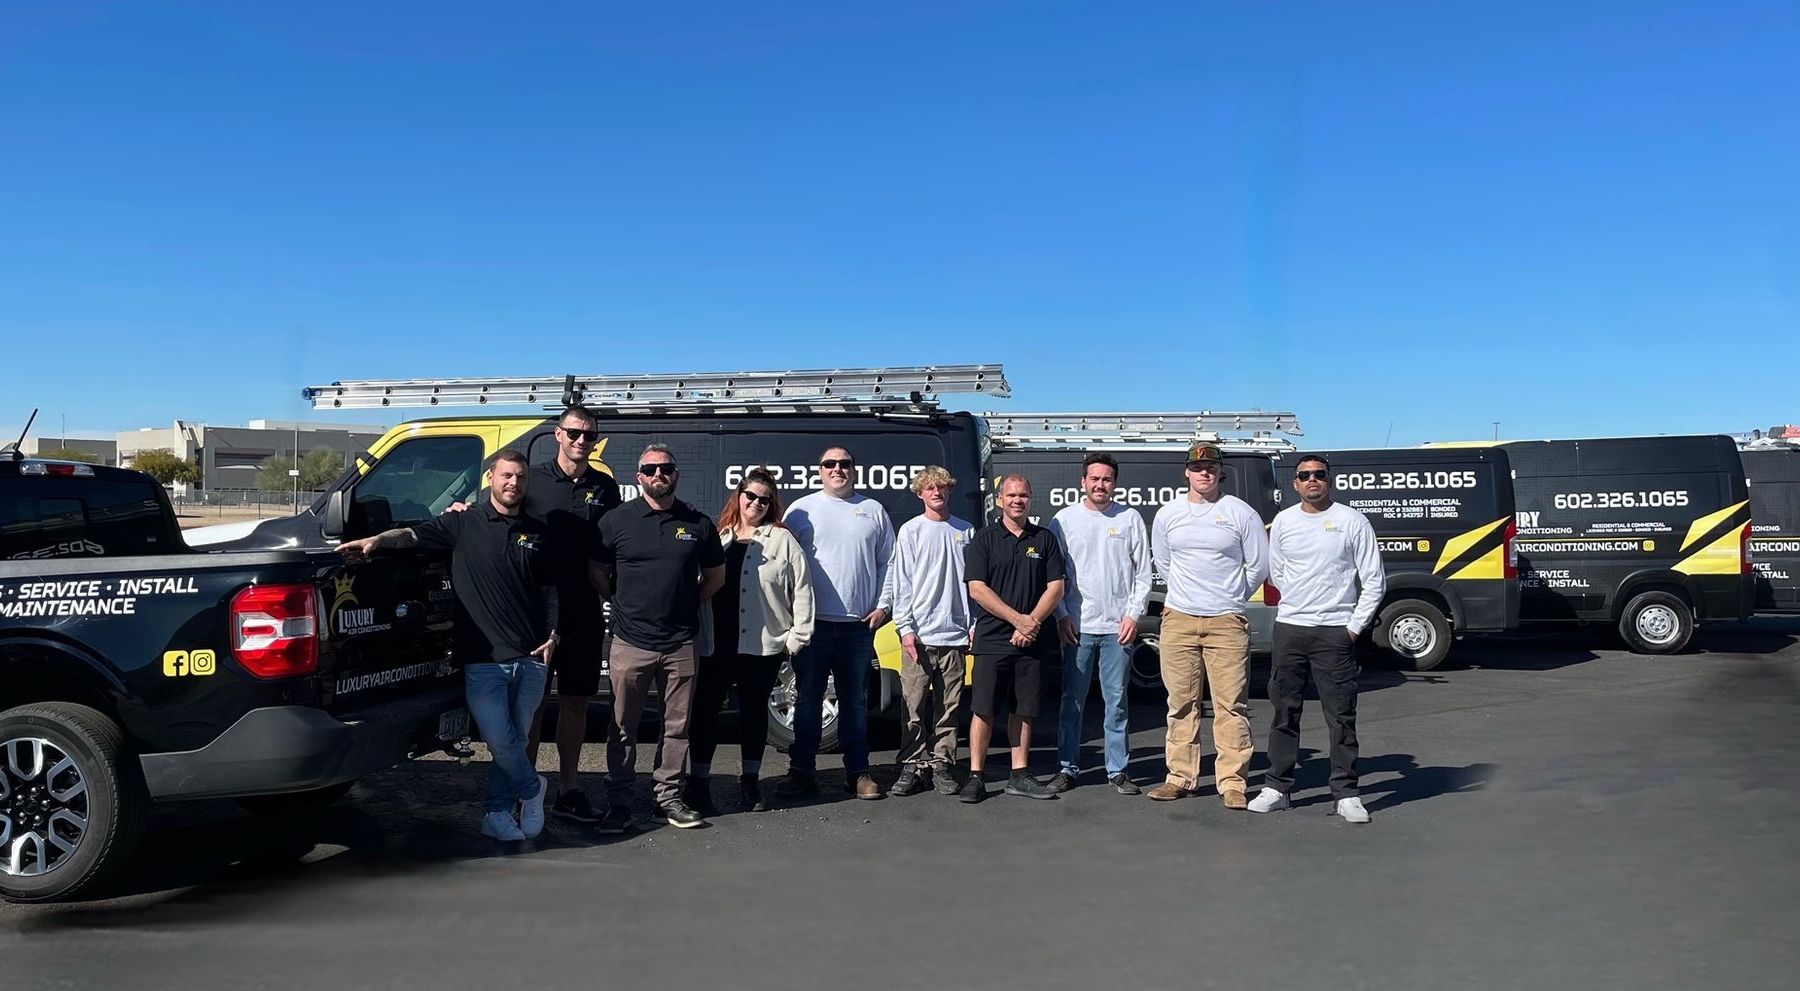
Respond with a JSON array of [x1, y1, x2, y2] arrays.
[[1273, 447, 1518, 670], [1438, 435, 1753, 653], [1742, 445, 1800, 613]]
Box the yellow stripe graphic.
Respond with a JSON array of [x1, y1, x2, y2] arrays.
[[1432, 517, 1509, 577], [1680, 500, 1749, 552]]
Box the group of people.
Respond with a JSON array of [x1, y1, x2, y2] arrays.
[[338, 405, 1387, 839]]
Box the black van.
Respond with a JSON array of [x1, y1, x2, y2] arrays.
[[1272, 447, 1519, 670], [1479, 435, 1754, 653], [1742, 445, 1800, 613], [988, 445, 1284, 688]]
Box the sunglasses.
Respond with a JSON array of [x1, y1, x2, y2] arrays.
[[561, 427, 600, 442], [1295, 470, 1330, 481], [1186, 462, 1223, 473], [820, 458, 855, 469], [741, 491, 773, 507], [638, 463, 677, 477]]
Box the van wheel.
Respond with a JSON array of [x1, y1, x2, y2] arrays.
[[0, 702, 148, 903], [1128, 618, 1164, 695], [1372, 599, 1452, 671], [1619, 591, 1693, 654], [765, 659, 839, 754]]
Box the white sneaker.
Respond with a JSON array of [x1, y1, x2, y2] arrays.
[[482, 810, 526, 841], [1335, 797, 1371, 824], [1247, 787, 1290, 814], [519, 775, 549, 838]]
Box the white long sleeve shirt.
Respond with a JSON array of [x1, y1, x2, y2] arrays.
[[784, 491, 896, 622], [1049, 502, 1152, 634], [885, 514, 976, 647], [1151, 495, 1270, 617], [1268, 501, 1387, 634]]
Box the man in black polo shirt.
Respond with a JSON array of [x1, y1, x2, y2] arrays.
[[961, 474, 1065, 803], [521, 405, 622, 826], [595, 443, 726, 829], [338, 450, 560, 842]]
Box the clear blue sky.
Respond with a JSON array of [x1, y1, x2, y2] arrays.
[[3, 1, 1796, 450]]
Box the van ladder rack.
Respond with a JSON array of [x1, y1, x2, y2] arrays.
[[303, 365, 1010, 411], [984, 411, 1303, 449]]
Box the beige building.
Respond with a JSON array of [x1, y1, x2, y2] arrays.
[[22, 436, 120, 465], [117, 419, 388, 496]]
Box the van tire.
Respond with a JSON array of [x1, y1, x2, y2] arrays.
[[1128, 618, 1165, 696], [1618, 590, 1693, 654], [1372, 599, 1452, 671], [765, 658, 839, 754], [0, 702, 148, 903]]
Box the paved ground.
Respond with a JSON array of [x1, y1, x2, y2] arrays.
[[6, 621, 1800, 989]]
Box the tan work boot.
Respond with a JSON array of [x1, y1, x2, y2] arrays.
[[1147, 782, 1192, 802], [852, 773, 884, 801], [1221, 789, 1248, 810]]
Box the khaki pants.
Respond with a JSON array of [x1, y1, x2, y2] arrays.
[[606, 639, 697, 807], [1159, 609, 1252, 794], [898, 644, 966, 769]]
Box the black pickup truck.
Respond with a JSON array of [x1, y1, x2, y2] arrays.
[[0, 455, 468, 902]]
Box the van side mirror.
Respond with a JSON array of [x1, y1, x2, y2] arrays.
[[323, 490, 347, 539]]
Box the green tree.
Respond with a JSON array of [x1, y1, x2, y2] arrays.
[[300, 447, 347, 489], [257, 455, 298, 491], [35, 447, 101, 464], [132, 448, 201, 486]]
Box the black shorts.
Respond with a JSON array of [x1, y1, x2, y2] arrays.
[[552, 627, 606, 698], [970, 650, 1047, 718]]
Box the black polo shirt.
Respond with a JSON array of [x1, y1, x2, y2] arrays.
[[964, 519, 1066, 655], [411, 499, 559, 665], [596, 497, 726, 653], [523, 458, 623, 637]]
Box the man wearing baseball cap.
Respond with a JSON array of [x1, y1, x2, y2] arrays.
[[1148, 442, 1269, 809]]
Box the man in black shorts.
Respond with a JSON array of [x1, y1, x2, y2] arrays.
[[523, 406, 622, 825], [961, 474, 1065, 802]]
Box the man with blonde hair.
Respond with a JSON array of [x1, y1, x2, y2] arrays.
[[882, 466, 976, 797]]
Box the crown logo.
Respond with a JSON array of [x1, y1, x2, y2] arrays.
[[331, 574, 359, 612]]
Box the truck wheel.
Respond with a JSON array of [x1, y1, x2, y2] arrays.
[[0, 702, 148, 903], [236, 782, 356, 819], [765, 659, 839, 754], [1619, 590, 1693, 654], [1128, 628, 1165, 695], [1373, 599, 1453, 671]]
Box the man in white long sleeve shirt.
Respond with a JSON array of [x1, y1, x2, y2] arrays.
[[1047, 453, 1152, 796], [1148, 442, 1270, 808], [1250, 455, 1385, 823], [776, 445, 895, 802], [884, 466, 976, 798]]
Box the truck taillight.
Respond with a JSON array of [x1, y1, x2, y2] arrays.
[[1504, 521, 1519, 579], [231, 583, 319, 678], [1741, 523, 1753, 574], [1262, 582, 1280, 607]]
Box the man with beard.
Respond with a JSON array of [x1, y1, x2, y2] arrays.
[[338, 450, 560, 842], [595, 444, 726, 829]]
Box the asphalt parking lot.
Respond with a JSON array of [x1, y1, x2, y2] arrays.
[[6, 621, 1800, 990]]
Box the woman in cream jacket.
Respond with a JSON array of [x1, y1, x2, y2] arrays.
[[687, 468, 815, 814]]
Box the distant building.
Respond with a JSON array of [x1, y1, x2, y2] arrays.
[[22, 436, 120, 465], [116, 419, 388, 496]]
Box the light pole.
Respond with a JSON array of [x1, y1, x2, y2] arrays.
[[1492, 421, 1500, 441], [290, 423, 301, 514]]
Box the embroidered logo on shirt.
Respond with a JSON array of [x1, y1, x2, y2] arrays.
[[674, 526, 696, 541], [1025, 546, 1041, 559], [1323, 521, 1339, 532], [1106, 526, 1121, 537], [1213, 515, 1227, 524]]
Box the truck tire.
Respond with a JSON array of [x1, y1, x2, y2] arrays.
[[1372, 599, 1453, 671], [1128, 618, 1166, 695], [0, 702, 148, 903], [764, 658, 839, 754], [1618, 590, 1694, 654], [236, 781, 356, 819]]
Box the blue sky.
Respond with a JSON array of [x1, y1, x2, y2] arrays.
[[3, 1, 1796, 450]]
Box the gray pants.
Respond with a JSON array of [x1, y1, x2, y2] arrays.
[[898, 643, 966, 770], [607, 639, 697, 807]]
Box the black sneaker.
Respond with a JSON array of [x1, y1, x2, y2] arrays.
[[551, 789, 602, 824], [740, 775, 768, 812], [1005, 771, 1059, 800], [683, 779, 721, 819], [597, 806, 634, 835], [889, 767, 929, 797], [933, 765, 961, 795], [957, 774, 986, 804], [1109, 773, 1142, 796], [1045, 772, 1076, 794], [773, 771, 819, 800], [655, 800, 706, 829]]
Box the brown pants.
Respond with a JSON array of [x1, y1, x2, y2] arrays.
[[606, 639, 697, 807], [1159, 609, 1252, 794], [898, 644, 966, 769]]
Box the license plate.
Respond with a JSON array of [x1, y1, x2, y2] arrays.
[[437, 708, 470, 740]]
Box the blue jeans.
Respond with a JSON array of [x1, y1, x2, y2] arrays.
[[465, 657, 548, 813], [791, 620, 872, 775], [1059, 633, 1131, 776]]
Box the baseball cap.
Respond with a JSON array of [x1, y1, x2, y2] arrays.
[[1186, 442, 1223, 464]]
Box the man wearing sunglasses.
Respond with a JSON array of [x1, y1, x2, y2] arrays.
[[595, 444, 726, 829], [777, 446, 896, 801], [1250, 455, 1384, 824], [1149, 442, 1270, 809]]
